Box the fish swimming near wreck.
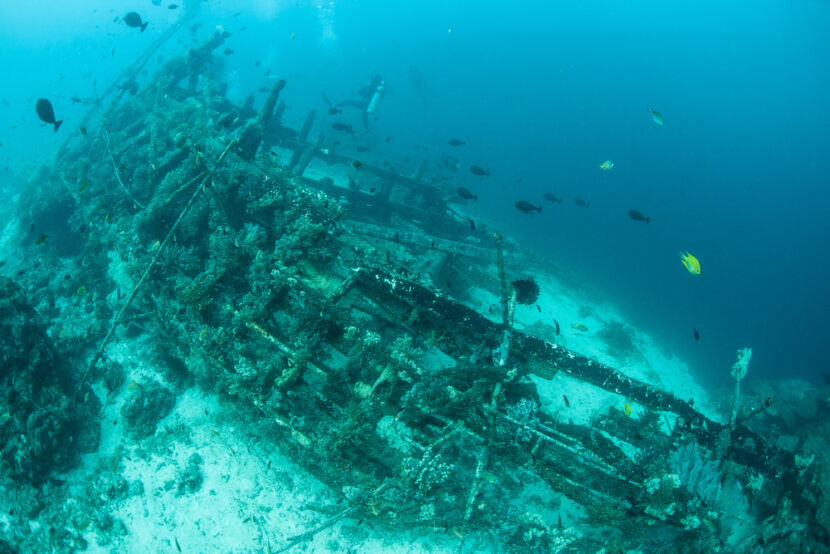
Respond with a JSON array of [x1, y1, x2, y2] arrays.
[[119, 80, 139, 96], [544, 193, 563, 204], [470, 165, 490, 177], [35, 99, 62, 132], [124, 12, 148, 32], [448, 139, 466, 146], [628, 210, 650, 223], [573, 197, 590, 208], [515, 201, 541, 214], [331, 122, 354, 135], [456, 187, 477, 201], [680, 251, 701, 275]]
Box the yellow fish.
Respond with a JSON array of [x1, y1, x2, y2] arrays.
[[600, 160, 614, 171], [680, 251, 701, 275], [623, 402, 632, 417], [571, 323, 588, 332]]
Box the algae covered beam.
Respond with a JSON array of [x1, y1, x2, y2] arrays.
[[236, 79, 287, 160], [349, 266, 798, 484]]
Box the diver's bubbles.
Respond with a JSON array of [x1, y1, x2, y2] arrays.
[[251, 0, 293, 20]]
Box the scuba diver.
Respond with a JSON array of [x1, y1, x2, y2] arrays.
[[324, 73, 385, 130]]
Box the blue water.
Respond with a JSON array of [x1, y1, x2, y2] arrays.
[[1, 0, 828, 388]]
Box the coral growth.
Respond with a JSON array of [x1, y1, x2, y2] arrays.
[[597, 319, 641, 360]]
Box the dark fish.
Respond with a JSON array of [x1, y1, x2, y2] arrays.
[[456, 187, 477, 201], [79, 126, 87, 135], [448, 139, 465, 146], [35, 99, 62, 132], [119, 80, 139, 96], [553, 318, 560, 335], [70, 95, 82, 104], [544, 192, 562, 204], [356, 145, 369, 152], [331, 122, 353, 134], [385, 136, 391, 142], [328, 107, 343, 115], [573, 197, 590, 208], [628, 210, 650, 223], [352, 161, 363, 169], [189, 22, 202, 32], [515, 200, 541, 214], [563, 395, 570, 408], [470, 165, 490, 177], [35, 234, 48, 246], [254, 60, 262, 66], [124, 12, 148, 32], [224, 48, 234, 55], [693, 328, 700, 341], [467, 218, 475, 231], [168, 3, 179, 9]]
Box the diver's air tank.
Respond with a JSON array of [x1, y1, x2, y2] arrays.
[[366, 81, 385, 114]]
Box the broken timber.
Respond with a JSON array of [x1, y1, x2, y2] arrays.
[[340, 266, 799, 492]]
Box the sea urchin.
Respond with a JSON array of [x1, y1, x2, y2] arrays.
[[511, 275, 540, 305]]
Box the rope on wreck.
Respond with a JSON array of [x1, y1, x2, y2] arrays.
[[75, 139, 235, 399], [79, 15, 193, 130], [103, 129, 146, 210], [272, 482, 390, 553]]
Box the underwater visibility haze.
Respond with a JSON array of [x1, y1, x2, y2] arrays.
[[1, 0, 830, 552], [3, 0, 829, 385]]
